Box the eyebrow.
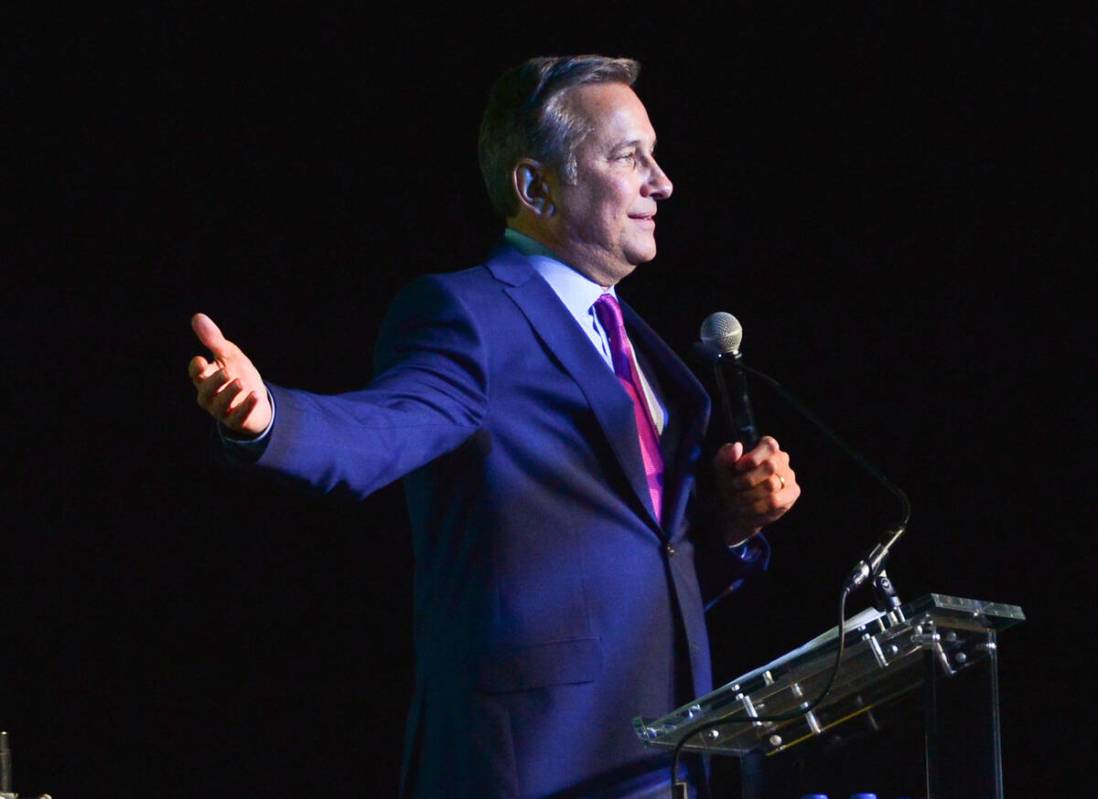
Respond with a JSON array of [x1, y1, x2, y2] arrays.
[[612, 137, 657, 152]]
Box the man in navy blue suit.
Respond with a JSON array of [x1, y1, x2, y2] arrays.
[[188, 56, 799, 798]]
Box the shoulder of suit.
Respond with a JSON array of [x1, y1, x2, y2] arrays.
[[384, 249, 535, 324], [402, 246, 537, 297]]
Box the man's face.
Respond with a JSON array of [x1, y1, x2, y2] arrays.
[[549, 83, 673, 286]]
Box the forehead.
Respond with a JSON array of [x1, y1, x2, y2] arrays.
[[565, 82, 656, 147]]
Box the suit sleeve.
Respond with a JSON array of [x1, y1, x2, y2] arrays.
[[246, 274, 489, 499]]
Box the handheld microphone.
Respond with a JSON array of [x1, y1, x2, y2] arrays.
[[698, 312, 759, 449]]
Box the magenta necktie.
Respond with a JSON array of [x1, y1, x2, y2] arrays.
[[593, 293, 664, 522]]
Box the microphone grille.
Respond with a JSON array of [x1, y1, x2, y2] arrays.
[[700, 312, 743, 355]]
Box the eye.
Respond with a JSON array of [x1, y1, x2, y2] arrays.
[[615, 151, 637, 164]]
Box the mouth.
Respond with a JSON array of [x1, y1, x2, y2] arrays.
[[629, 212, 656, 227]]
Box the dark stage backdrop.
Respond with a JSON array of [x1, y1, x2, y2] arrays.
[[6, 5, 1093, 798]]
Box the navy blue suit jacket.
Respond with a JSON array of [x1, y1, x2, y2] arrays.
[[248, 245, 766, 798]]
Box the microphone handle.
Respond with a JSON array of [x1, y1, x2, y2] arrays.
[[713, 351, 759, 449]]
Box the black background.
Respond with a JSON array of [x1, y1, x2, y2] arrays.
[[6, 4, 1094, 797]]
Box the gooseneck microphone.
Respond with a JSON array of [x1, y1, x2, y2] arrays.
[[1, 731, 10, 794], [698, 312, 759, 449]]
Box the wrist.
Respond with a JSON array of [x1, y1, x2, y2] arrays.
[[716, 509, 762, 549], [219, 389, 275, 444]]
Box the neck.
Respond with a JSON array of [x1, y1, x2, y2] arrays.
[[506, 221, 619, 289]]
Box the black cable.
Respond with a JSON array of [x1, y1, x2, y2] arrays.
[[742, 365, 911, 532]]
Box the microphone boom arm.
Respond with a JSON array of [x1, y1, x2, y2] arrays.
[[741, 365, 912, 597]]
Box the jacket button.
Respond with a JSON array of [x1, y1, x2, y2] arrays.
[[665, 543, 676, 557]]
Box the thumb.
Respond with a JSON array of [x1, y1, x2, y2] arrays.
[[191, 313, 231, 358], [714, 441, 744, 468]]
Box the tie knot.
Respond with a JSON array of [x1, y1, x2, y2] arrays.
[[593, 292, 625, 334]]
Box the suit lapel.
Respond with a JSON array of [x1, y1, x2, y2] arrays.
[[487, 249, 663, 534], [622, 301, 711, 539]]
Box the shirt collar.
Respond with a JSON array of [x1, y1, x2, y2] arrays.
[[503, 228, 616, 323]]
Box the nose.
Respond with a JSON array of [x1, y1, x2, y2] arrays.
[[643, 157, 673, 200]]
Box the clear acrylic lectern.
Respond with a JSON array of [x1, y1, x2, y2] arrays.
[[634, 594, 1024, 798]]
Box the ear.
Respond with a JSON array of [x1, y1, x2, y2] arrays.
[[512, 159, 556, 217]]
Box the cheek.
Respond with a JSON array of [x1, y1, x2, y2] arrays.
[[561, 176, 635, 237], [606, 178, 635, 208], [596, 184, 635, 225]]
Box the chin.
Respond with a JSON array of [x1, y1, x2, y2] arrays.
[[625, 246, 658, 265], [623, 235, 658, 265]]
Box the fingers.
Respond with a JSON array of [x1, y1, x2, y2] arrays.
[[190, 359, 271, 434], [713, 435, 801, 528], [190, 356, 246, 420], [734, 436, 780, 471], [714, 437, 787, 489], [208, 377, 247, 417], [187, 356, 203, 380], [729, 449, 790, 491], [223, 390, 261, 428], [735, 469, 800, 516], [712, 436, 779, 473], [193, 362, 229, 403], [206, 376, 243, 417]]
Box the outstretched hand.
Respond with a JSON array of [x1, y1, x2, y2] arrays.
[[187, 313, 272, 437], [712, 436, 800, 546]]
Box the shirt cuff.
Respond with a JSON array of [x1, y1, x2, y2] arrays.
[[728, 534, 770, 565]]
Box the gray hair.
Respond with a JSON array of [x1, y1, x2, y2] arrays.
[[478, 55, 641, 219]]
